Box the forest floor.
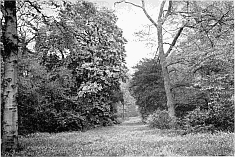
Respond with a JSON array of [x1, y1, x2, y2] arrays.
[[3, 117, 234, 156]]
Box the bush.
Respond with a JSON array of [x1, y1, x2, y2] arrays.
[[184, 108, 209, 127], [147, 110, 173, 129], [179, 103, 234, 134], [55, 111, 83, 132]]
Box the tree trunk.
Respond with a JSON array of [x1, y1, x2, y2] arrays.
[[2, 0, 18, 152], [157, 1, 176, 120], [118, 0, 179, 123], [157, 25, 175, 119]]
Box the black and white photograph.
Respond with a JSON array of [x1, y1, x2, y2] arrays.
[[1, 0, 234, 156]]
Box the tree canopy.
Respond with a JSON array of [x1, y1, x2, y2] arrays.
[[1, 0, 128, 138]]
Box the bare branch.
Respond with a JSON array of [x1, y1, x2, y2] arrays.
[[141, 0, 158, 28], [162, 0, 172, 23], [165, 26, 184, 57], [171, 82, 192, 90], [157, 0, 166, 24], [114, 0, 125, 7], [114, 0, 142, 8], [24, 0, 51, 24], [154, 46, 159, 59], [166, 59, 188, 67], [115, 0, 158, 28], [168, 68, 177, 74], [125, 1, 142, 8], [163, 42, 171, 45], [168, 67, 185, 74]]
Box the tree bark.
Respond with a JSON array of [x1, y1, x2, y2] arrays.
[[157, 0, 175, 120], [157, 23, 175, 118], [2, 0, 18, 152]]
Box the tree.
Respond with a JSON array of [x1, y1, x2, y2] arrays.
[[1, 0, 57, 150], [14, 0, 127, 134], [115, 0, 185, 122], [1, 0, 18, 151], [130, 58, 166, 120], [165, 1, 234, 131], [156, 0, 180, 121]]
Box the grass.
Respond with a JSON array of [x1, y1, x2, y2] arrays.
[[2, 117, 234, 156]]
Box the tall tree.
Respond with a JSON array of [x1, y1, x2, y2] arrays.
[[156, 0, 179, 121], [115, 0, 184, 122], [1, 0, 18, 151]]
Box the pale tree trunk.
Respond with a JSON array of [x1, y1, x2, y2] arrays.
[[157, 23, 175, 119], [2, 0, 18, 152], [157, 1, 175, 120], [140, 0, 176, 120]]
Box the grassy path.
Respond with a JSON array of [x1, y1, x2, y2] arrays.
[[6, 117, 234, 156]]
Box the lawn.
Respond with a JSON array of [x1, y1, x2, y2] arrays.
[[2, 117, 234, 156]]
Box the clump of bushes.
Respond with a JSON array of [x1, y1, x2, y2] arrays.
[[17, 87, 119, 135], [147, 110, 173, 129], [176, 102, 234, 134]]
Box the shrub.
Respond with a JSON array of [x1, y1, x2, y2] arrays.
[[147, 110, 173, 129], [179, 103, 234, 134], [184, 108, 209, 127], [55, 111, 83, 132]]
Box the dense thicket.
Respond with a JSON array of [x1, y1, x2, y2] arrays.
[[1, 0, 127, 135]]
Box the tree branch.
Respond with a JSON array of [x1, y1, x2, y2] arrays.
[[166, 59, 188, 67], [114, 0, 158, 28], [165, 26, 184, 57], [24, 0, 51, 24], [171, 82, 192, 90], [157, 0, 166, 24], [154, 46, 159, 60], [125, 1, 142, 8], [114, 0, 142, 8], [141, 0, 158, 28], [162, 0, 172, 23]]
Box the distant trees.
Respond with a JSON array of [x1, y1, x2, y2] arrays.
[[120, 75, 139, 118]]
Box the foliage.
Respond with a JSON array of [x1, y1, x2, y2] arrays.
[[182, 73, 234, 132], [147, 110, 173, 129], [130, 58, 166, 120], [165, 1, 234, 132], [14, 0, 127, 135]]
